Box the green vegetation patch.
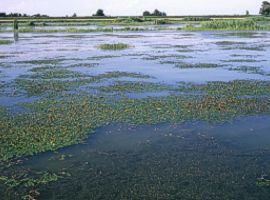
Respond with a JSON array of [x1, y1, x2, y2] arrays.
[[228, 66, 270, 76], [175, 63, 222, 69], [183, 19, 270, 31], [256, 176, 270, 187], [0, 40, 13, 45], [29, 69, 88, 79], [215, 41, 246, 46], [99, 81, 171, 92], [221, 59, 258, 63], [14, 71, 151, 96], [177, 80, 270, 97], [17, 59, 64, 65], [1, 89, 269, 160], [98, 43, 130, 50], [91, 71, 151, 82]]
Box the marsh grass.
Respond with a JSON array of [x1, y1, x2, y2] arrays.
[[98, 43, 130, 50], [183, 19, 270, 31]]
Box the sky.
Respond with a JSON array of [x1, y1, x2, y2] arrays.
[[0, 0, 264, 16]]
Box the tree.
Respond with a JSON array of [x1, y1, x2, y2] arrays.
[[93, 9, 105, 16], [0, 13, 6, 17], [143, 11, 151, 16], [246, 10, 250, 16], [72, 13, 77, 17], [260, 1, 270, 15], [152, 9, 167, 16]]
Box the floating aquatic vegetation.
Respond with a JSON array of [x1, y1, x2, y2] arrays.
[[228, 66, 270, 76], [14, 71, 152, 96], [175, 63, 222, 69], [256, 175, 270, 187], [98, 43, 130, 50], [177, 80, 270, 97], [67, 63, 99, 68], [98, 81, 172, 92], [17, 59, 65, 65], [0, 170, 64, 200], [0, 40, 13, 45], [90, 71, 152, 82], [1, 82, 270, 161], [215, 41, 246, 46], [28, 69, 89, 79], [221, 59, 259, 63]]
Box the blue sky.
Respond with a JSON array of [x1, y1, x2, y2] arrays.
[[0, 0, 264, 16]]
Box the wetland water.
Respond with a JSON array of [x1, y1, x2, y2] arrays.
[[1, 29, 270, 199]]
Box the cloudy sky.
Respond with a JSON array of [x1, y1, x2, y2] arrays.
[[0, 0, 264, 16]]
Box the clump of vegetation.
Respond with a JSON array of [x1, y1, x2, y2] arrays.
[[228, 66, 270, 76], [114, 17, 146, 24], [183, 17, 212, 21], [99, 81, 172, 92], [98, 43, 130, 50], [0, 40, 13, 45], [184, 19, 264, 31], [17, 59, 64, 65], [14, 70, 151, 96], [1, 85, 270, 160], [0, 171, 64, 200], [177, 80, 270, 97], [256, 175, 270, 187], [28, 21, 35, 26], [175, 63, 222, 69]]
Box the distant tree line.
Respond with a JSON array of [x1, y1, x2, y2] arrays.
[[260, 1, 270, 15], [143, 9, 167, 17], [0, 12, 48, 17]]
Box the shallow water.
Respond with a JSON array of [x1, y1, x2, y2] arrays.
[[1, 31, 270, 86], [1, 116, 270, 199], [1, 29, 270, 199]]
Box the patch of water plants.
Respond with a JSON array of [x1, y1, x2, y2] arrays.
[[0, 167, 66, 200], [98, 43, 130, 50], [175, 63, 222, 69], [228, 66, 270, 76], [1, 79, 270, 161], [17, 59, 65, 65], [98, 81, 173, 92], [13, 70, 152, 96], [256, 175, 270, 187], [0, 40, 13, 45]]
